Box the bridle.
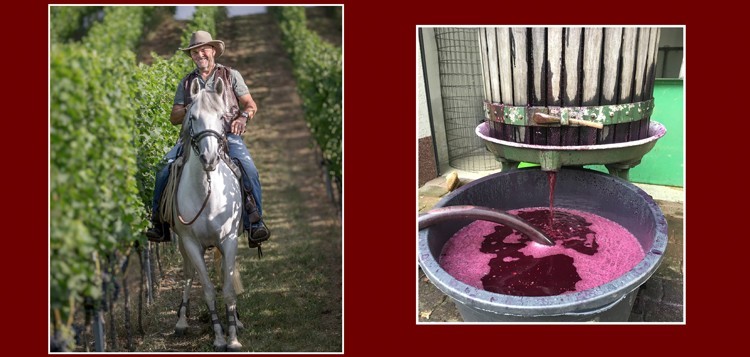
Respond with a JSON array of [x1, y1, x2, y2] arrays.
[[187, 108, 229, 166], [176, 105, 228, 225]]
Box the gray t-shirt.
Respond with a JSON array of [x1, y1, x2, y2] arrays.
[[173, 63, 249, 105]]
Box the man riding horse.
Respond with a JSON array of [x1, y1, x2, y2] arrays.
[[146, 30, 270, 248]]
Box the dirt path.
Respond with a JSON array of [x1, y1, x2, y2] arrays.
[[94, 10, 342, 353], [136, 9, 188, 65], [217, 13, 342, 352]]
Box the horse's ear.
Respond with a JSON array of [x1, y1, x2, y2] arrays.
[[190, 78, 200, 99], [215, 77, 225, 97]]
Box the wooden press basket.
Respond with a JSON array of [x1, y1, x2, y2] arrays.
[[478, 27, 661, 146]]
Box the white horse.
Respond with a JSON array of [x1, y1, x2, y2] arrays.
[[171, 77, 244, 351]]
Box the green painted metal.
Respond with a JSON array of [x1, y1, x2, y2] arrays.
[[587, 79, 684, 187]]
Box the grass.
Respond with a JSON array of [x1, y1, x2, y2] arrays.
[[73, 182, 341, 353]]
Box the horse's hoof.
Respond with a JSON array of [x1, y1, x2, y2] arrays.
[[227, 342, 243, 352], [214, 344, 227, 352], [174, 327, 187, 337]]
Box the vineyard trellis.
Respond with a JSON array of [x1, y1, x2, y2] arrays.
[[272, 7, 342, 210], [50, 5, 342, 352], [50, 5, 215, 351]]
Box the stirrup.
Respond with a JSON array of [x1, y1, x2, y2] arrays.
[[247, 238, 263, 258], [245, 229, 266, 258], [250, 221, 270, 242]]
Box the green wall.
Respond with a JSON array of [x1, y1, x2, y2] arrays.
[[586, 79, 684, 187]]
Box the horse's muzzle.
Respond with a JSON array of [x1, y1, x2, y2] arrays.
[[199, 153, 220, 172]]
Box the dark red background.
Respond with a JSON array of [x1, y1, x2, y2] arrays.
[[22, 0, 741, 355]]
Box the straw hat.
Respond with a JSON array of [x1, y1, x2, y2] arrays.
[[179, 30, 225, 57]]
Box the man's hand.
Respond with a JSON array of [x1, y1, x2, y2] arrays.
[[231, 118, 246, 135], [170, 103, 191, 125]]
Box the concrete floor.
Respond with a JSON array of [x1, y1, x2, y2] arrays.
[[417, 169, 684, 323]]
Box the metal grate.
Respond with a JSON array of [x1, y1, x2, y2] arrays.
[[434, 28, 499, 171]]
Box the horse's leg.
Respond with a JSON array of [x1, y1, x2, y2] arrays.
[[212, 248, 244, 332], [182, 239, 227, 351], [216, 251, 244, 331], [221, 237, 243, 352], [175, 241, 193, 336]]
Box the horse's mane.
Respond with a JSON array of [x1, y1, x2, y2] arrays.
[[192, 88, 225, 115], [181, 87, 225, 137]]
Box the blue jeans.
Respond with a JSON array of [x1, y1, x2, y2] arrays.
[[151, 134, 263, 228]]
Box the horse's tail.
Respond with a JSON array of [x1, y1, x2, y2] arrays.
[[213, 249, 245, 295], [232, 261, 244, 295]]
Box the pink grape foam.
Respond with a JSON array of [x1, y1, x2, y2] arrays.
[[439, 207, 644, 296]]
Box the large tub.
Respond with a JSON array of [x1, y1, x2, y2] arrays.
[[417, 168, 668, 322]]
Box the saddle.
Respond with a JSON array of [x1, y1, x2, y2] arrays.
[[231, 157, 261, 226]]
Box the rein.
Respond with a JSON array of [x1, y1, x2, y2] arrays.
[[176, 174, 212, 225]]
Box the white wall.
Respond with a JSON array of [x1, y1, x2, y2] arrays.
[[418, 41, 431, 139]]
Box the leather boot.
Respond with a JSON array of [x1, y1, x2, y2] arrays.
[[145, 215, 170, 242]]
